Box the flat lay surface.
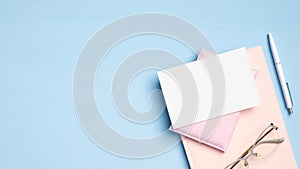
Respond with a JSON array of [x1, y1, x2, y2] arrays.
[[1, 0, 299, 168]]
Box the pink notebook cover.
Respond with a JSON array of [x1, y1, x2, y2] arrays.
[[170, 49, 258, 152], [181, 47, 298, 169]]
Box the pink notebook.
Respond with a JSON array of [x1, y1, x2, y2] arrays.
[[170, 49, 258, 151], [181, 47, 298, 169]]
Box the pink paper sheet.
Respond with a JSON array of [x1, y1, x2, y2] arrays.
[[181, 47, 297, 169]]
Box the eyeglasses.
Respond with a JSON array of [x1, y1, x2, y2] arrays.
[[224, 123, 284, 169]]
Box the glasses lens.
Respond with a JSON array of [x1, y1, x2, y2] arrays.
[[252, 127, 280, 158]]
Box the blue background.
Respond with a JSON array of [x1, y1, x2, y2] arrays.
[[1, 0, 299, 168]]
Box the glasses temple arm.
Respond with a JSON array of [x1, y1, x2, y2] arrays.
[[254, 125, 275, 144], [254, 138, 285, 146]]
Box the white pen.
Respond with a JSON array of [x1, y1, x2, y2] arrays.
[[268, 33, 294, 114]]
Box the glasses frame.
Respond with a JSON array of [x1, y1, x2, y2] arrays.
[[224, 123, 285, 169]]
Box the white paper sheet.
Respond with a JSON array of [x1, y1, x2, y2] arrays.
[[157, 48, 260, 129]]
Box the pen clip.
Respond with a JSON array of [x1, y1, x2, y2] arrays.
[[286, 82, 294, 106]]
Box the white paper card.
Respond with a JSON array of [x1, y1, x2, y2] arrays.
[[157, 48, 260, 129]]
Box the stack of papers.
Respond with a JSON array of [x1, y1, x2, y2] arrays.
[[168, 48, 259, 151], [157, 46, 297, 168]]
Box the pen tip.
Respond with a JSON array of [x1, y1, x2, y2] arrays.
[[288, 108, 293, 115]]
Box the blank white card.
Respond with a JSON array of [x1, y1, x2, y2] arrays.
[[157, 48, 260, 129]]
